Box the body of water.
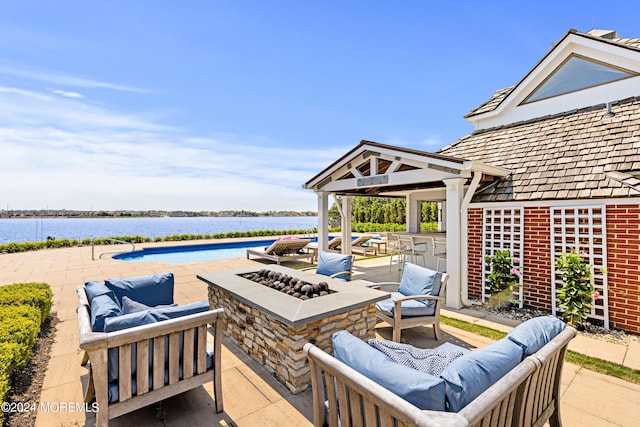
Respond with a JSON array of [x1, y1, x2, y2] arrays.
[[0, 216, 318, 244]]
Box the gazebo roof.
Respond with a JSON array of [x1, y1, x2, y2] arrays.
[[303, 140, 509, 197]]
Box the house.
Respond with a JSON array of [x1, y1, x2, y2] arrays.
[[304, 29, 640, 333]]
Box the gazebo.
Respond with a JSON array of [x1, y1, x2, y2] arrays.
[[303, 140, 508, 308]]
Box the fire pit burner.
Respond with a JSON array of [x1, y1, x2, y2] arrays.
[[238, 269, 335, 299]]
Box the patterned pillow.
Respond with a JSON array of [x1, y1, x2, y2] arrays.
[[369, 339, 464, 377]]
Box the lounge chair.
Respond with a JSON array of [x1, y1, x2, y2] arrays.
[[348, 234, 377, 256], [374, 262, 448, 341], [305, 236, 343, 261], [246, 238, 311, 264], [302, 251, 355, 281]]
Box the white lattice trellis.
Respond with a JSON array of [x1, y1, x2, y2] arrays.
[[482, 207, 524, 307], [550, 206, 609, 328]]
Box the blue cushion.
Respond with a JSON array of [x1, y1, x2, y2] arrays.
[[103, 301, 210, 382], [376, 292, 435, 317], [107, 347, 215, 403], [105, 272, 174, 307], [434, 342, 471, 355], [332, 330, 446, 411], [121, 296, 177, 315], [152, 300, 210, 319], [507, 316, 566, 358], [440, 338, 524, 412], [90, 294, 123, 332], [104, 310, 163, 382], [103, 309, 163, 333], [85, 281, 113, 303], [398, 263, 442, 301], [316, 251, 352, 281]]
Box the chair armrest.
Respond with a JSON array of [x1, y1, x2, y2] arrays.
[[79, 308, 224, 352], [393, 294, 445, 303], [328, 270, 352, 280]]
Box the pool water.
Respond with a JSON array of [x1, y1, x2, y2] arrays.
[[114, 239, 279, 264]]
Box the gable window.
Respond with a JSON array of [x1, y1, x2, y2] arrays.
[[523, 54, 637, 103]]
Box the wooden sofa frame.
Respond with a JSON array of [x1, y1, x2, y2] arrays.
[[77, 288, 224, 426], [304, 326, 577, 427]]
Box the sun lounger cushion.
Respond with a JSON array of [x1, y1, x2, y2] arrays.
[[375, 292, 436, 317], [368, 339, 465, 377], [398, 263, 442, 302], [316, 251, 353, 281], [507, 315, 566, 358], [332, 331, 446, 411], [105, 272, 175, 307], [439, 337, 524, 412]]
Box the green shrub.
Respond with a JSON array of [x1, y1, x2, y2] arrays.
[[0, 305, 40, 368], [0, 342, 19, 403], [0, 282, 53, 324]]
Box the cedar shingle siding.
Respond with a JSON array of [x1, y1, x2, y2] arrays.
[[441, 97, 640, 202]]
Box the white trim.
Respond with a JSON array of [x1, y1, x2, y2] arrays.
[[550, 206, 609, 328], [481, 207, 525, 307]]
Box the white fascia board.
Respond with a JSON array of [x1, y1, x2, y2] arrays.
[[464, 161, 510, 177], [319, 167, 460, 193], [468, 33, 640, 130], [304, 145, 371, 189]]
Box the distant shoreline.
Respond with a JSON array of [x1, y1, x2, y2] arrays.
[[1, 210, 317, 219]]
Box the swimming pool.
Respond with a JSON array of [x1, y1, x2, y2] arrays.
[[114, 239, 280, 264]]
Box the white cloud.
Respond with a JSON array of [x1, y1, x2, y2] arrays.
[[0, 85, 337, 211], [50, 89, 84, 98], [0, 62, 152, 94]]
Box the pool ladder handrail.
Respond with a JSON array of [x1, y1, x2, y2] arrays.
[[91, 237, 136, 260]]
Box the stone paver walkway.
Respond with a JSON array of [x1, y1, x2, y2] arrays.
[[0, 241, 638, 426]]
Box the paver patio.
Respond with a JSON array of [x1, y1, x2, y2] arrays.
[[0, 240, 638, 426]]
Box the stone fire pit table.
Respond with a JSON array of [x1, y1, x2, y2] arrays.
[[197, 265, 388, 394]]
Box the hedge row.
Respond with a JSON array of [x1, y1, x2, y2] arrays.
[[330, 222, 439, 233], [0, 229, 318, 254], [0, 282, 53, 418]]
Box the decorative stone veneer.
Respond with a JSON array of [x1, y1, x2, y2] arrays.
[[209, 285, 378, 393]]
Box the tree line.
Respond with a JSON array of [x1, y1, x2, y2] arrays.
[[329, 197, 439, 225]]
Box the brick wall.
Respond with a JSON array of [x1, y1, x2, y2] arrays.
[[466, 203, 640, 334], [606, 204, 640, 333], [522, 207, 552, 310], [467, 208, 483, 300]]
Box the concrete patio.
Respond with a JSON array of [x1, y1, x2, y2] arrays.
[[0, 240, 638, 426]]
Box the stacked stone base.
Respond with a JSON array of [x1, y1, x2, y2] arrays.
[[209, 286, 378, 394]]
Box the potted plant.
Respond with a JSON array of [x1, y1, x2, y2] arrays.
[[555, 248, 599, 328], [484, 249, 522, 308]]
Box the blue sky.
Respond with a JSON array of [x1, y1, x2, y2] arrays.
[[1, 1, 637, 211]]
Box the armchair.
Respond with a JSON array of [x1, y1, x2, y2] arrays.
[[374, 263, 448, 341], [77, 272, 224, 426]]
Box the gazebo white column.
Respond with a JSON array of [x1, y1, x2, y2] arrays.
[[443, 178, 466, 309], [317, 192, 329, 252], [340, 196, 353, 254], [405, 194, 420, 232]]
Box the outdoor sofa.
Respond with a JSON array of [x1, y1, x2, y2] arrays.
[[304, 315, 576, 427], [77, 272, 224, 426]]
